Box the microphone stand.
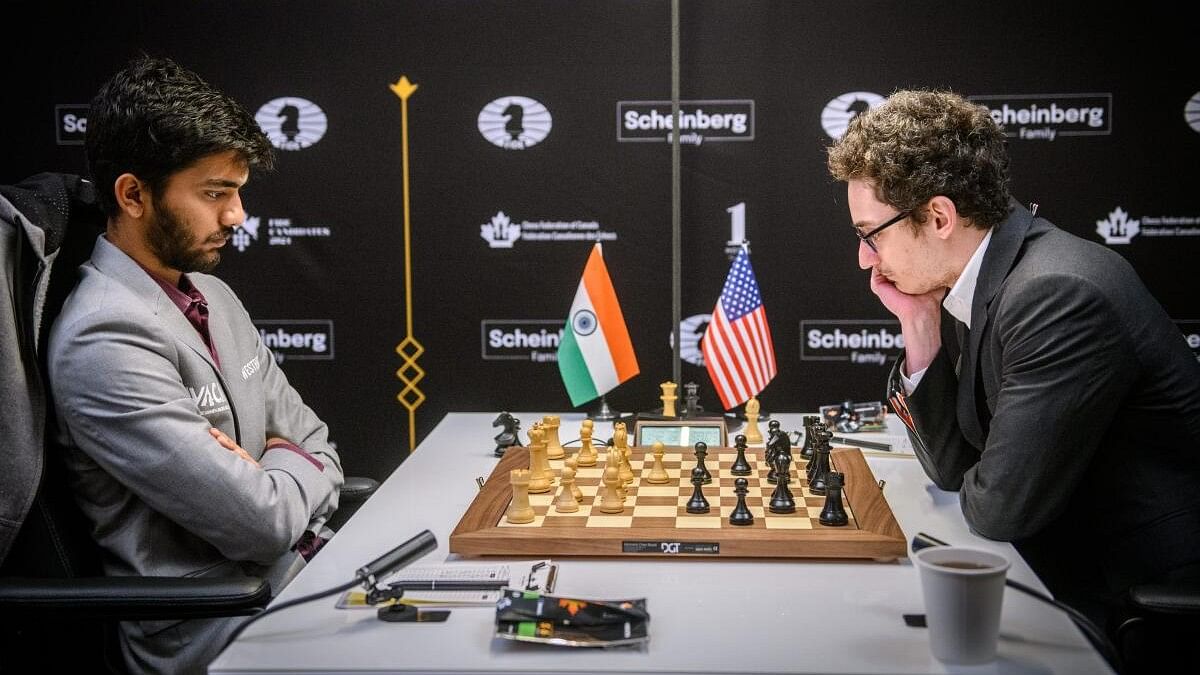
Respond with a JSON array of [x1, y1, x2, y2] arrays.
[[220, 529, 439, 651]]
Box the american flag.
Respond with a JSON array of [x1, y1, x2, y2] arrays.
[[701, 247, 777, 410]]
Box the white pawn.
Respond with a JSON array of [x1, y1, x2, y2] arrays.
[[647, 441, 670, 484], [564, 455, 584, 502], [598, 464, 625, 513], [554, 464, 579, 513], [577, 419, 598, 466]]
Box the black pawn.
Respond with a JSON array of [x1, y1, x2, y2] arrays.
[[729, 477, 754, 526], [694, 442, 712, 484], [768, 453, 796, 514], [799, 415, 819, 460], [730, 434, 752, 476], [686, 466, 710, 514], [819, 471, 849, 526]]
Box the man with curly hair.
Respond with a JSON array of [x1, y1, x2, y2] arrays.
[[827, 89, 1200, 646]]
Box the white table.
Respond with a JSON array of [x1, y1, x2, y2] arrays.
[[209, 412, 1112, 674]]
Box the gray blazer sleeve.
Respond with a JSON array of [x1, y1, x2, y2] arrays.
[[50, 306, 340, 565]]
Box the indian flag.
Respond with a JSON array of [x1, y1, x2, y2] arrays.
[[557, 244, 639, 406]]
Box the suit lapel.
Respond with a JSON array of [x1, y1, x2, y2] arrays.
[[88, 236, 221, 372], [958, 201, 1034, 449]]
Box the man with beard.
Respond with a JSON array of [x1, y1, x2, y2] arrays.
[[46, 56, 343, 675]]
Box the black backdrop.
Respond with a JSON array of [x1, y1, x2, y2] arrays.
[[5, 1, 1198, 482]]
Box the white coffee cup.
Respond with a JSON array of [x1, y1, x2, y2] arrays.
[[913, 545, 1011, 664]]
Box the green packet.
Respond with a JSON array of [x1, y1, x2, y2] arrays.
[[495, 589, 649, 627], [495, 590, 649, 647]]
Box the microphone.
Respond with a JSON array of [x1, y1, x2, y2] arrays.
[[220, 529, 438, 653], [357, 529, 438, 586]]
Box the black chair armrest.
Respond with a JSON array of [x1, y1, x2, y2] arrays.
[[0, 576, 270, 620], [1127, 582, 1200, 616], [339, 476, 380, 505]]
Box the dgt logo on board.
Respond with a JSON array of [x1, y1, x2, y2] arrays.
[[968, 93, 1112, 141], [55, 104, 90, 145], [478, 96, 552, 149], [255, 320, 334, 362], [800, 320, 904, 366], [481, 320, 564, 363], [617, 100, 755, 145]]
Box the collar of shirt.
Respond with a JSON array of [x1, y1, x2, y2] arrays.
[[135, 261, 200, 315], [942, 227, 993, 329]]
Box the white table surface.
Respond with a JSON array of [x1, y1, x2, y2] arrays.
[[209, 412, 1112, 675]]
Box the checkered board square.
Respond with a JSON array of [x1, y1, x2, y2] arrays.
[[450, 444, 906, 560], [497, 451, 857, 530]]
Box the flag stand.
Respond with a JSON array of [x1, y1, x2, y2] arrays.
[[588, 395, 619, 422]]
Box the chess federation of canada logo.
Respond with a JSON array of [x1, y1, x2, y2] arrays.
[[572, 309, 598, 337], [478, 96, 552, 149], [1096, 207, 1140, 245], [480, 211, 521, 248], [1186, 92, 1200, 134], [255, 97, 327, 150], [820, 92, 884, 140], [670, 314, 711, 367]]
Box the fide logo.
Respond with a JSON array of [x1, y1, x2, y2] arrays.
[[670, 314, 711, 367], [478, 96, 552, 150], [821, 92, 884, 140], [255, 97, 327, 151], [1096, 207, 1140, 245], [1186, 92, 1200, 134]]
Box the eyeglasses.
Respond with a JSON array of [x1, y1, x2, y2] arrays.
[[856, 211, 909, 252]]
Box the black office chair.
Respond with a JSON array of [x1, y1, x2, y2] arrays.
[[1115, 580, 1200, 675], [0, 173, 378, 673]]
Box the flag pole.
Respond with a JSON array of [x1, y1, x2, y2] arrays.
[[670, 0, 682, 388]]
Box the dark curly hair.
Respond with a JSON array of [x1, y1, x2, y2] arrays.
[[827, 89, 1011, 229], [85, 55, 275, 217]]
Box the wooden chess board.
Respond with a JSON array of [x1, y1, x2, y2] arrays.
[[450, 445, 906, 560]]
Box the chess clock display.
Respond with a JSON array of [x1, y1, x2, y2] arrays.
[[633, 419, 727, 448]]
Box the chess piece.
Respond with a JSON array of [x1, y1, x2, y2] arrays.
[[619, 443, 634, 485], [660, 381, 678, 417], [686, 466, 710, 513], [766, 420, 790, 484], [647, 441, 670, 484], [554, 464, 580, 513], [768, 453, 796, 514], [743, 397, 762, 444], [542, 415, 565, 460], [598, 464, 625, 513], [577, 419, 598, 466], [606, 440, 628, 501], [799, 415, 819, 460], [564, 455, 584, 501], [729, 477, 754, 526], [819, 471, 849, 526], [807, 423, 832, 482], [809, 432, 832, 496], [683, 381, 702, 418], [693, 442, 712, 484], [505, 469, 535, 523], [526, 424, 553, 494], [730, 434, 752, 476], [492, 411, 523, 458]]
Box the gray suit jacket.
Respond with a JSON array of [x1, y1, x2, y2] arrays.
[[48, 235, 344, 674], [893, 202, 1200, 612]]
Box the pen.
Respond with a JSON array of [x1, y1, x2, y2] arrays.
[[388, 580, 508, 591], [830, 435, 892, 452]]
